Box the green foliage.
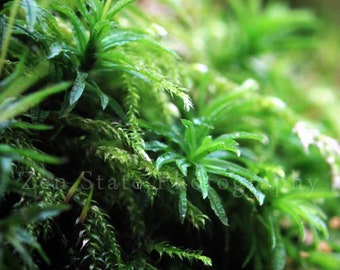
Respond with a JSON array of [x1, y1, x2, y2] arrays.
[[0, 59, 69, 269], [146, 241, 212, 267], [0, 204, 69, 269], [143, 117, 267, 226], [1, 0, 339, 269]]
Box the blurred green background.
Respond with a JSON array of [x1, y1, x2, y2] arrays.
[[291, 0, 340, 23]]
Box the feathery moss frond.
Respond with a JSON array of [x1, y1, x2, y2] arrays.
[[146, 241, 212, 267]]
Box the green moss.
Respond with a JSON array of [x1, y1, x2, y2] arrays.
[[1, 0, 339, 269]]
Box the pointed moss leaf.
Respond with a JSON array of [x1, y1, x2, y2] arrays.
[[52, 4, 87, 52], [195, 164, 209, 199], [225, 172, 265, 205], [146, 241, 212, 266], [269, 237, 286, 270], [176, 158, 191, 176], [37, 7, 63, 39], [0, 63, 27, 93], [156, 152, 181, 170], [286, 201, 328, 239], [139, 121, 183, 147], [98, 90, 109, 110], [218, 131, 267, 143], [69, 71, 88, 106], [183, 122, 213, 154], [145, 141, 168, 152], [76, 0, 91, 23], [0, 157, 11, 198], [107, 97, 125, 119], [203, 79, 259, 121], [0, 144, 65, 164], [0, 82, 70, 123], [208, 187, 228, 226], [202, 158, 236, 174], [179, 188, 187, 223], [179, 119, 211, 149], [0, 61, 23, 92], [0, 16, 5, 49], [0, 204, 69, 227], [192, 137, 239, 161], [242, 244, 255, 268], [192, 119, 212, 144], [79, 185, 94, 223], [107, 0, 134, 19], [48, 43, 64, 59], [64, 172, 84, 203], [24, 204, 68, 223], [21, 0, 38, 31], [99, 60, 150, 82], [90, 20, 112, 45], [202, 158, 269, 187], [86, 79, 109, 110], [267, 214, 277, 250], [60, 91, 76, 116], [101, 30, 147, 51], [275, 202, 305, 240], [298, 204, 328, 238], [181, 119, 197, 150], [14, 228, 50, 264], [7, 121, 53, 131]]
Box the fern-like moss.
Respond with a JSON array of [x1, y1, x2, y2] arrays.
[[1, 0, 340, 269]]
